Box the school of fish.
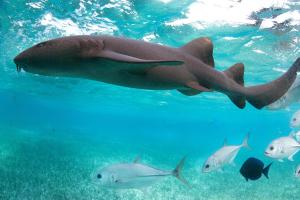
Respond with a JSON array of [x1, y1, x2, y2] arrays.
[[92, 87, 300, 191]]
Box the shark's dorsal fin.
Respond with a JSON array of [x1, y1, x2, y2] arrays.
[[180, 37, 214, 67]]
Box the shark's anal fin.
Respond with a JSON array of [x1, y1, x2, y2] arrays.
[[92, 51, 184, 72], [223, 63, 246, 109]]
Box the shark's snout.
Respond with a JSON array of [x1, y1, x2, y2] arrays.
[[14, 55, 23, 73], [14, 51, 31, 72], [14, 52, 27, 65]]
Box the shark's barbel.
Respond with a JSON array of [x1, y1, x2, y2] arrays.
[[14, 35, 300, 109]]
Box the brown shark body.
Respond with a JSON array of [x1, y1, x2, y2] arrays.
[[14, 35, 300, 109]]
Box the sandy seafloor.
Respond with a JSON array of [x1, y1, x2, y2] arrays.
[[1, 0, 300, 199]]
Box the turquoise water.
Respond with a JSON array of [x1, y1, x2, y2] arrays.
[[1, 0, 300, 199]]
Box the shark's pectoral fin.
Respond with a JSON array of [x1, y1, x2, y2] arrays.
[[92, 50, 184, 72]]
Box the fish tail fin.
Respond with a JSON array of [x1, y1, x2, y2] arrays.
[[241, 132, 250, 149], [223, 63, 246, 109], [262, 163, 273, 179], [172, 156, 189, 187], [245, 57, 300, 109]]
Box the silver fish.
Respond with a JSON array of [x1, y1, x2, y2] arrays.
[[290, 110, 300, 128], [265, 133, 300, 161], [94, 157, 187, 189], [202, 134, 250, 173]]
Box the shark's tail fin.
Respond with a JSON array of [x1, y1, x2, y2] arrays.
[[223, 63, 246, 108], [245, 57, 300, 109]]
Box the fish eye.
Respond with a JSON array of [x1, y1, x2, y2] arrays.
[[97, 174, 102, 179], [36, 42, 47, 48], [205, 164, 210, 169], [298, 170, 300, 174], [270, 146, 274, 151], [293, 118, 297, 122]]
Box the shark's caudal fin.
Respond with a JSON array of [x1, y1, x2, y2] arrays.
[[245, 57, 300, 109], [172, 156, 189, 187], [224, 63, 246, 108], [180, 37, 215, 67]]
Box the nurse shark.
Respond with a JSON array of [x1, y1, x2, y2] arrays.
[[14, 35, 300, 109]]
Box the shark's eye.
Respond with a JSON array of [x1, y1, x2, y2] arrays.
[[97, 174, 102, 179], [293, 118, 297, 122], [36, 42, 47, 48], [270, 146, 274, 151], [205, 164, 210, 169], [298, 170, 300, 174]]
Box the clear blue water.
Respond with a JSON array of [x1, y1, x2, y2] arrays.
[[1, 0, 300, 199]]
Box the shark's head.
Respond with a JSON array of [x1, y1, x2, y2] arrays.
[[14, 37, 82, 76]]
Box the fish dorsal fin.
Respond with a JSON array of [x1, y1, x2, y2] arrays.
[[85, 50, 184, 73], [223, 139, 227, 147], [133, 156, 141, 163], [179, 37, 214, 67]]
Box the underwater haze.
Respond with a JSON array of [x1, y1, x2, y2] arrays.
[[1, 0, 300, 199]]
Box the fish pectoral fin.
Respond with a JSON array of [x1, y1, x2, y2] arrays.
[[92, 50, 184, 72], [288, 155, 294, 161], [288, 149, 300, 161], [185, 81, 211, 92]]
